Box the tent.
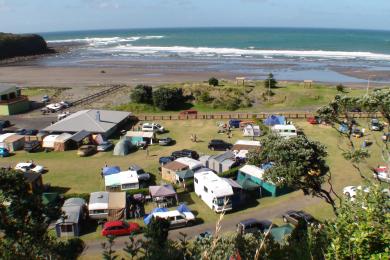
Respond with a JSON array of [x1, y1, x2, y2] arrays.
[[149, 185, 178, 206], [108, 192, 127, 221], [270, 224, 294, 244], [177, 204, 191, 213], [103, 166, 121, 176], [42, 135, 60, 149], [339, 124, 349, 133], [113, 138, 134, 156], [53, 133, 73, 151], [264, 115, 286, 126], [143, 207, 168, 225], [243, 125, 261, 137], [2, 134, 25, 152]]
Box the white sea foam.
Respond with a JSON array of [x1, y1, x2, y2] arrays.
[[103, 45, 390, 61], [47, 35, 164, 45]]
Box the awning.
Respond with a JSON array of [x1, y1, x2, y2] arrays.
[[237, 177, 260, 191]]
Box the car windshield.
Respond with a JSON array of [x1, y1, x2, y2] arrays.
[[215, 196, 230, 207], [122, 221, 129, 228]]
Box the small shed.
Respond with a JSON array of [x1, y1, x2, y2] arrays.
[[108, 192, 127, 221], [161, 161, 188, 183], [207, 151, 236, 174], [42, 135, 60, 149], [55, 198, 87, 238], [126, 131, 156, 145], [149, 185, 178, 207], [199, 155, 211, 168], [113, 138, 134, 156], [3, 134, 25, 152], [53, 133, 73, 151], [243, 125, 261, 137]]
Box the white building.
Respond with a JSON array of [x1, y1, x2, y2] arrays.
[[194, 169, 234, 213]]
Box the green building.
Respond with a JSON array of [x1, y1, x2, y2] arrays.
[[236, 164, 290, 197], [0, 84, 30, 115]]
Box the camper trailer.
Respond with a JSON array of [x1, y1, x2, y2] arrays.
[[194, 170, 233, 213], [104, 171, 140, 191], [271, 124, 297, 139], [88, 192, 109, 220]]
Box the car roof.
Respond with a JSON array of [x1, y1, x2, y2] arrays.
[[104, 220, 125, 227]]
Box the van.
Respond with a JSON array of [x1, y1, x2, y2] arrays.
[[142, 123, 164, 133], [152, 210, 195, 229], [228, 119, 241, 128], [236, 219, 273, 235]]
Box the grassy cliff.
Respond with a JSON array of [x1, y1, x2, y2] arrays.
[[0, 33, 53, 60]]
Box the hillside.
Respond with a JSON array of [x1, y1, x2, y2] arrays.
[[0, 32, 53, 60]]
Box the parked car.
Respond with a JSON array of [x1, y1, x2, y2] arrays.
[[128, 164, 151, 181], [45, 103, 63, 112], [282, 210, 317, 226], [171, 149, 199, 160], [0, 147, 10, 157], [159, 137, 173, 146], [0, 120, 11, 129], [24, 140, 41, 153], [370, 119, 383, 131], [237, 219, 273, 235], [15, 128, 26, 135], [77, 145, 97, 157], [14, 162, 45, 174], [142, 123, 164, 133], [42, 95, 50, 103], [159, 156, 174, 165], [208, 139, 232, 151], [307, 116, 321, 125], [102, 221, 140, 237], [59, 100, 71, 108], [151, 210, 195, 229], [25, 129, 39, 136], [352, 128, 363, 138], [228, 119, 241, 128], [97, 141, 114, 152]]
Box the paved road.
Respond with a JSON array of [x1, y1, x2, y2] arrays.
[[81, 195, 320, 256]]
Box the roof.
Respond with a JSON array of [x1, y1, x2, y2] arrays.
[[240, 165, 265, 180], [108, 192, 126, 210], [54, 133, 72, 142], [57, 205, 83, 224], [70, 130, 90, 142], [152, 210, 183, 218], [176, 169, 194, 179], [103, 166, 121, 176], [44, 109, 131, 134], [0, 84, 17, 95], [237, 178, 261, 190], [43, 135, 60, 142], [42, 192, 59, 205], [222, 178, 242, 189], [63, 198, 86, 207], [88, 191, 109, 210], [4, 134, 24, 143], [271, 124, 296, 130], [209, 151, 235, 163], [194, 170, 233, 197], [105, 171, 139, 187], [175, 157, 203, 170], [163, 161, 188, 171], [234, 140, 261, 146], [126, 131, 155, 138], [149, 185, 177, 198], [0, 133, 15, 142]]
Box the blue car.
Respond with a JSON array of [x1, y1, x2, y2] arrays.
[[159, 156, 174, 165], [0, 147, 10, 157], [228, 119, 241, 128]]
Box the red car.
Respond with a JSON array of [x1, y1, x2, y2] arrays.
[[307, 116, 321, 125], [102, 221, 140, 237]]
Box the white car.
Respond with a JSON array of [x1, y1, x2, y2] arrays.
[[46, 103, 63, 112], [142, 123, 165, 133], [151, 210, 195, 229], [15, 162, 45, 174]]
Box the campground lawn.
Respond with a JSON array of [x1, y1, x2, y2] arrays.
[[3, 119, 387, 241]]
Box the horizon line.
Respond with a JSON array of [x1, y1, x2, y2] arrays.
[[32, 26, 390, 35]]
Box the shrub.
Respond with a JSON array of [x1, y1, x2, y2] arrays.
[[208, 77, 219, 86], [219, 167, 239, 178], [152, 87, 185, 110], [63, 193, 90, 202], [264, 73, 277, 89], [336, 84, 344, 92], [130, 85, 153, 104], [198, 91, 214, 103], [224, 98, 241, 111], [126, 188, 149, 196]]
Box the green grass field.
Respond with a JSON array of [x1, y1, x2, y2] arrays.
[[114, 81, 369, 113], [3, 119, 387, 242]]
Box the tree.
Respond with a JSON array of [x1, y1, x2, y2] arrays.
[[142, 217, 171, 259], [264, 73, 277, 89], [152, 87, 185, 110], [208, 77, 219, 87], [0, 169, 84, 259], [336, 84, 345, 92], [247, 135, 337, 212], [101, 236, 118, 260], [325, 182, 390, 259], [130, 84, 153, 104]]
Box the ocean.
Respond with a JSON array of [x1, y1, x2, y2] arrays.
[[39, 27, 390, 83]]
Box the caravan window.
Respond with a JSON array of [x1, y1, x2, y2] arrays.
[[194, 177, 198, 184], [204, 186, 208, 193], [122, 183, 138, 190], [60, 224, 73, 233], [90, 209, 107, 214]]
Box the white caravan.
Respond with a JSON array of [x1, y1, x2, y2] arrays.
[[194, 170, 233, 213], [271, 124, 297, 139]]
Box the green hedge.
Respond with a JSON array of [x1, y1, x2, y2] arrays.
[[218, 167, 239, 179], [126, 188, 149, 196], [63, 193, 90, 202]]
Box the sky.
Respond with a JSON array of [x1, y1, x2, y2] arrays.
[[1, 0, 390, 33]]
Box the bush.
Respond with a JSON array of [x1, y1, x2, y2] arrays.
[[219, 167, 239, 178], [63, 193, 90, 202], [208, 77, 219, 86], [264, 73, 277, 89], [224, 98, 241, 111], [126, 188, 150, 196], [336, 84, 344, 92], [198, 91, 214, 103], [152, 87, 185, 110], [130, 85, 153, 104]]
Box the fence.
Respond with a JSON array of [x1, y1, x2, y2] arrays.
[[135, 112, 382, 121], [70, 85, 126, 107]]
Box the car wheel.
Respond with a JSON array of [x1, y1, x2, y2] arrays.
[[283, 217, 288, 223]]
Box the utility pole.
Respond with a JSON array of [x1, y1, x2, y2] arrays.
[[268, 78, 271, 102], [366, 75, 376, 95]]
